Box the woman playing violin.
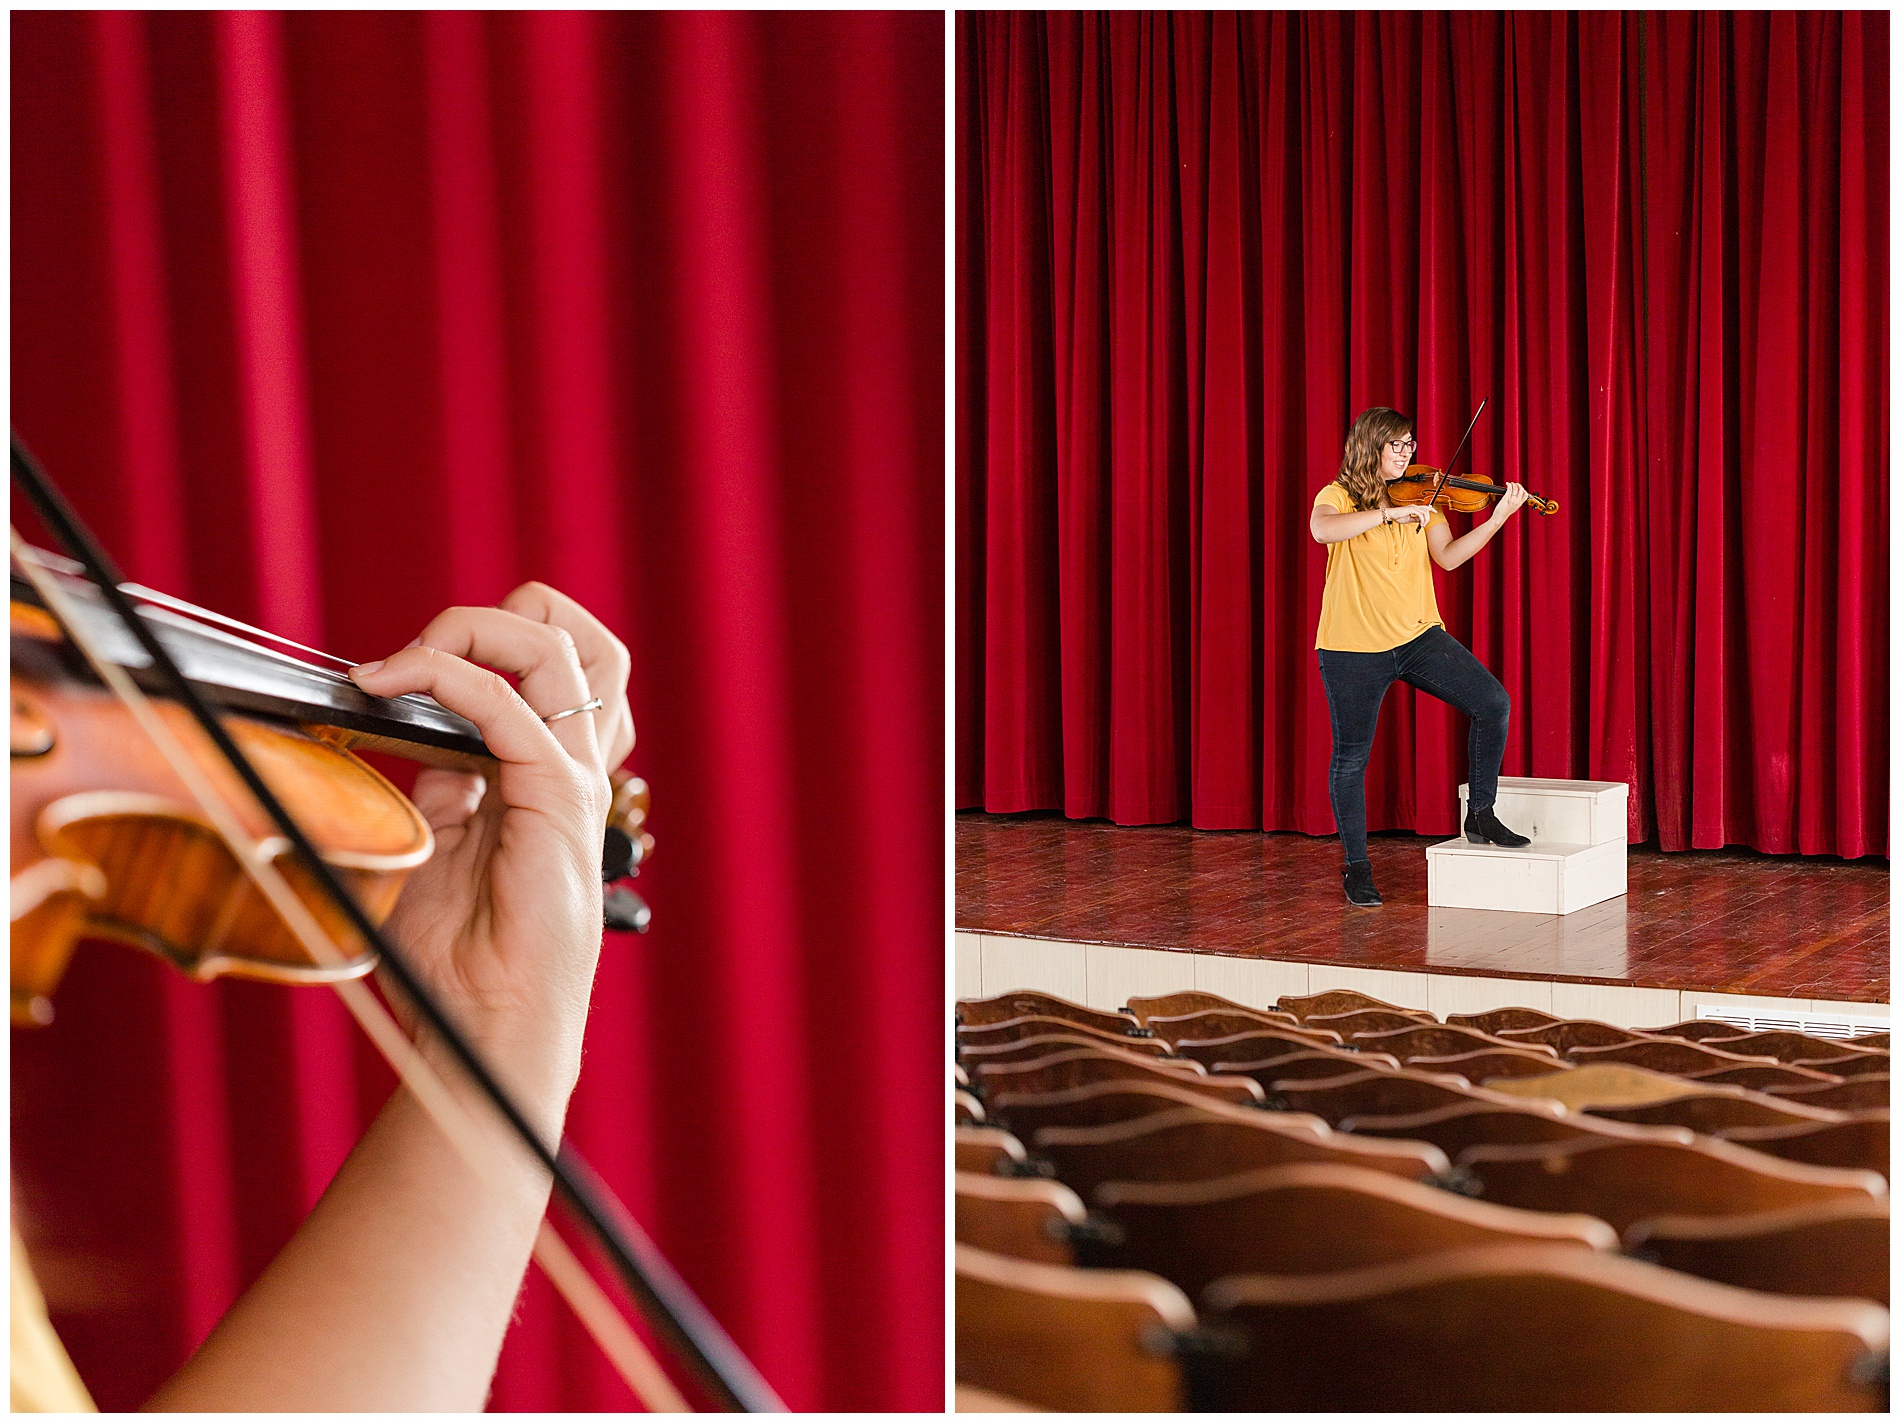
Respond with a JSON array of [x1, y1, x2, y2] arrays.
[[1308, 406, 1530, 907], [13, 583, 634, 1411]]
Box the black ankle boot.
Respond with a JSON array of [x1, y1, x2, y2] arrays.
[[1342, 860, 1382, 907], [1465, 806, 1530, 847]]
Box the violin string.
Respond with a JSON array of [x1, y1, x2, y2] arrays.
[[12, 528, 689, 1413], [11, 440, 782, 1411]]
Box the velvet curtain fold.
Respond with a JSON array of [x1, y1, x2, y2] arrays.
[[958, 10, 1886, 859], [13, 10, 943, 1412]]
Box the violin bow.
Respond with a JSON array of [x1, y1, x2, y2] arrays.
[[1421, 396, 1488, 527], [11, 436, 783, 1413]]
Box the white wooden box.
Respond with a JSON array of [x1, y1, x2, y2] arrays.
[[1427, 837, 1627, 915], [1459, 777, 1629, 848]]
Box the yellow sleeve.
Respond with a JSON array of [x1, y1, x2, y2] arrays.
[[1313, 483, 1352, 513], [11, 1227, 95, 1412]]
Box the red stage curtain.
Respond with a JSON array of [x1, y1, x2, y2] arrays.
[[958, 11, 1886, 858], [12, 11, 942, 1412]]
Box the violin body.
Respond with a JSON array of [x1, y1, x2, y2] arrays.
[[1391, 463, 1559, 517], [11, 600, 430, 1024]]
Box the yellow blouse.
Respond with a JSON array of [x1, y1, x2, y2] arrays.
[[1312, 482, 1446, 652], [11, 1226, 95, 1412]]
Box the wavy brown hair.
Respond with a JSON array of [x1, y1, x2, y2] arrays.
[[1335, 406, 1416, 512]]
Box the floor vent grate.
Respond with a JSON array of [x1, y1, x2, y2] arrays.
[[1690, 1004, 1889, 1040]]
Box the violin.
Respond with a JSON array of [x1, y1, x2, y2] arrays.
[[10, 549, 654, 1026], [10, 439, 775, 1412], [1389, 464, 1560, 517]]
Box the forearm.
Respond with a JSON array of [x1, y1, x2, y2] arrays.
[[1311, 507, 1390, 543], [145, 1071, 565, 1412], [1436, 514, 1507, 570]]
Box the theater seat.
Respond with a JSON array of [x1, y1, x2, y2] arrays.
[[1172, 1028, 1346, 1067], [1626, 1198, 1890, 1306], [1270, 1068, 1509, 1124], [1194, 1242, 1888, 1411], [970, 1046, 1229, 1103], [1408, 1047, 1577, 1083], [1302, 1007, 1433, 1037], [1703, 1030, 1886, 1065], [1034, 1106, 1448, 1199], [1339, 1101, 1692, 1163], [1214, 1048, 1402, 1087], [956, 1172, 1088, 1265], [959, 991, 1137, 1036], [959, 1013, 1159, 1052], [1569, 1039, 1780, 1076], [1694, 1062, 1844, 1091], [1125, 992, 1294, 1029], [1768, 1075, 1890, 1111], [1719, 1113, 1890, 1178], [1132, 1010, 1314, 1041], [960, 1032, 1171, 1070], [955, 1243, 1190, 1411], [1278, 989, 1428, 1021], [988, 1078, 1269, 1142], [1088, 1161, 1614, 1296], [1484, 1062, 1722, 1111], [1588, 1090, 1845, 1135], [1459, 1135, 1886, 1234], [957, 1126, 1027, 1175], [1354, 1023, 1560, 1064], [1447, 1007, 1561, 1034], [1496, 1019, 1657, 1055]]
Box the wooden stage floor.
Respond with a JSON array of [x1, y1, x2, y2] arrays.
[[957, 812, 1889, 1008]]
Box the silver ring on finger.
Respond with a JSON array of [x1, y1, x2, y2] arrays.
[[540, 695, 604, 725]]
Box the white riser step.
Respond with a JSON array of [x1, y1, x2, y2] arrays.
[[1427, 836, 1627, 915], [1460, 777, 1629, 849]]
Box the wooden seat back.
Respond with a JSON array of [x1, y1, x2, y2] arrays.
[[956, 1243, 1189, 1411], [1125, 990, 1292, 1028], [1035, 1107, 1447, 1199], [989, 1078, 1268, 1141], [1278, 988, 1426, 1021], [1446, 1006, 1561, 1034], [959, 990, 1136, 1035], [1719, 1113, 1890, 1178], [960, 1032, 1171, 1071], [956, 1126, 1027, 1175], [1354, 1023, 1559, 1063], [959, 1013, 1154, 1052], [970, 1046, 1213, 1102], [1090, 1162, 1614, 1296], [1194, 1243, 1888, 1411], [1271, 1068, 1504, 1124], [1796, 1051, 1891, 1080], [1569, 1038, 1779, 1075], [1409, 1047, 1577, 1082], [1173, 1027, 1345, 1067], [1768, 1074, 1890, 1111], [1149, 1013, 1339, 1051], [1340, 1101, 1691, 1164], [1460, 1135, 1885, 1234], [1589, 1091, 1845, 1136], [1484, 1062, 1735, 1111], [1703, 1029, 1885, 1064], [957, 1090, 986, 1124], [1302, 1007, 1433, 1037], [956, 1172, 1088, 1264], [1496, 1019, 1654, 1054], [1851, 1033, 1889, 1050], [1647, 1018, 1763, 1042], [1213, 1048, 1401, 1086], [1626, 1198, 1890, 1305], [1693, 1062, 1843, 1091]]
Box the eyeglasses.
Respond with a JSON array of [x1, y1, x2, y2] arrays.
[[1386, 437, 1418, 453]]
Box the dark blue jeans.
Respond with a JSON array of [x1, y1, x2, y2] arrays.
[[1317, 627, 1509, 865]]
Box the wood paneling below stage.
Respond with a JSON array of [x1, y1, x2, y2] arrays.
[[956, 813, 1889, 1008]]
